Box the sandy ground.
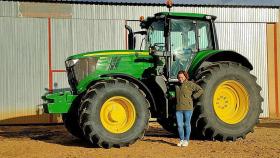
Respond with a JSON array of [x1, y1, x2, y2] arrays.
[[0, 119, 279, 158]]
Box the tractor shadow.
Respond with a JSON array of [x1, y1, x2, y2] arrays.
[[142, 138, 177, 146], [143, 123, 178, 146], [3, 119, 263, 148], [145, 125, 176, 138], [0, 122, 178, 148], [0, 122, 176, 148], [0, 124, 96, 148]]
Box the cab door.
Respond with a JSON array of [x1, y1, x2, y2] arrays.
[[170, 19, 214, 78], [170, 19, 197, 78]]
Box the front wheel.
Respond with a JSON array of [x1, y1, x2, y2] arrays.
[[193, 62, 263, 141], [79, 79, 150, 148], [62, 96, 84, 139]]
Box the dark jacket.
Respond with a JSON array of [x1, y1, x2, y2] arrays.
[[175, 80, 203, 110]]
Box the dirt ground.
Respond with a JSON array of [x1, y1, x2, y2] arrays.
[[0, 119, 279, 158]]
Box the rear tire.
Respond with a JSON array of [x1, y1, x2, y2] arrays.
[[79, 79, 150, 148], [193, 62, 263, 141]]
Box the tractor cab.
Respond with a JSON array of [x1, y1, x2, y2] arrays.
[[128, 12, 218, 79]]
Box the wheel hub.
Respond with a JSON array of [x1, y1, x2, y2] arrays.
[[100, 96, 136, 133], [107, 103, 126, 123], [213, 80, 249, 124]]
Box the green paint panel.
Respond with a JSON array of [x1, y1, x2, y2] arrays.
[[42, 91, 77, 113], [67, 50, 149, 60], [76, 50, 153, 93]]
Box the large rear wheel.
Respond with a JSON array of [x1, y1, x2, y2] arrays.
[[79, 79, 150, 148], [193, 62, 263, 141]]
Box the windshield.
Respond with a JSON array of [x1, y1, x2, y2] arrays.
[[146, 20, 165, 51]]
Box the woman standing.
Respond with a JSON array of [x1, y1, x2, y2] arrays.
[[176, 70, 203, 147]]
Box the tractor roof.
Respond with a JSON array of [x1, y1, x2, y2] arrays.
[[140, 12, 216, 29], [155, 12, 216, 20]]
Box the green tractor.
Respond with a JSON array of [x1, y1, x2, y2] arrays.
[[43, 10, 263, 148]]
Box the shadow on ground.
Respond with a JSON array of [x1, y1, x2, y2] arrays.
[[2, 120, 278, 148], [0, 123, 175, 148], [145, 125, 176, 138], [142, 138, 177, 146], [0, 125, 95, 148]]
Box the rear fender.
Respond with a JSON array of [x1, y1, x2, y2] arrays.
[[189, 50, 253, 78], [204, 50, 253, 70]]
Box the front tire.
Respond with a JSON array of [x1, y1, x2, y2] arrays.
[[62, 96, 84, 139], [79, 79, 150, 148], [193, 62, 263, 141]]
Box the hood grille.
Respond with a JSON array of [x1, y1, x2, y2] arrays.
[[66, 57, 98, 93]]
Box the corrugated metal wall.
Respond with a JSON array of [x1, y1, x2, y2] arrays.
[[72, 4, 278, 22], [0, 17, 52, 124], [0, 1, 17, 17], [174, 6, 278, 22], [0, 1, 278, 124]]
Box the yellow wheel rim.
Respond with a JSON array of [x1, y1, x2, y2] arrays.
[[100, 96, 136, 134], [213, 80, 249, 124]]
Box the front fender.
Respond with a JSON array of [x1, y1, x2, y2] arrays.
[[100, 73, 158, 114]]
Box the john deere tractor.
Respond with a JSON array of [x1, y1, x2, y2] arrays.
[[43, 10, 263, 148]]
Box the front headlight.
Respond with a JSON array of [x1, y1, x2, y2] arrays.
[[65, 59, 79, 67]]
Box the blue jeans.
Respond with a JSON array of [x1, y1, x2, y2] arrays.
[[176, 110, 193, 141]]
